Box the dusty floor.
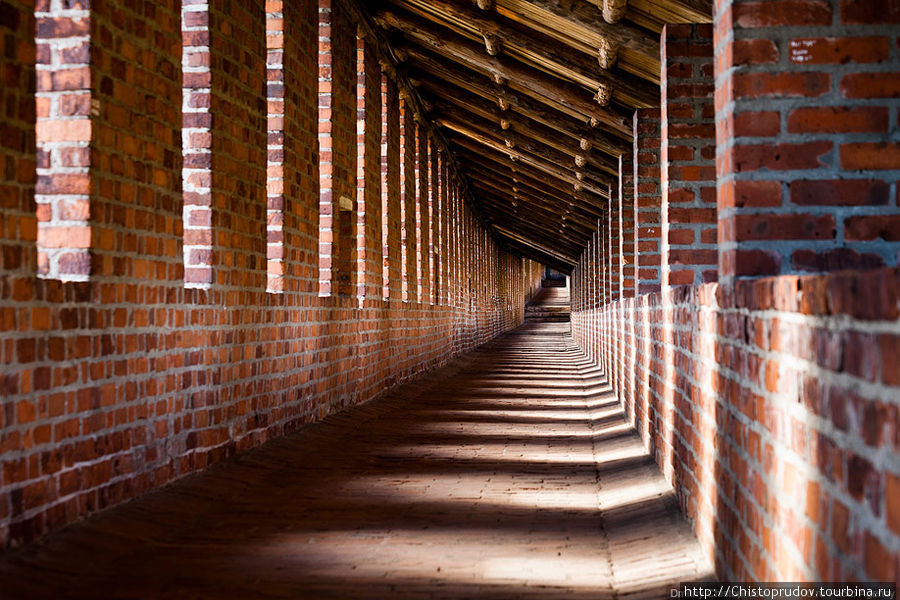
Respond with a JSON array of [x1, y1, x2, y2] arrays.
[[0, 321, 713, 599]]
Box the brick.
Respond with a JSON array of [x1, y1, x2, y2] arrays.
[[844, 215, 900, 241], [841, 142, 900, 170], [735, 214, 835, 241], [789, 37, 890, 64], [787, 106, 889, 134], [840, 0, 900, 24], [733, 0, 832, 27], [734, 142, 832, 172], [790, 179, 890, 206], [733, 72, 831, 99], [841, 72, 900, 98], [733, 38, 779, 65], [734, 111, 780, 138], [791, 248, 885, 272]]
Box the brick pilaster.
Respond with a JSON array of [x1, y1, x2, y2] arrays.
[[619, 154, 635, 298], [634, 107, 662, 295], [661, 23, 718, 287], [715, 0, 900, 281]]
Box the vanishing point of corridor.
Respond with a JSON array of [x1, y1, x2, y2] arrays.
[[0, 289, 711, 598]]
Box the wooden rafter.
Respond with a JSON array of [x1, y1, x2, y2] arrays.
[[443, 129, 612, 197], [454, 147, 609, 215], [375, 9, 634, 136], [355, 0, 710, 268], [432, 104, 619, 177], [491, 0, 660, 82], [407, 64, 632, 155], [385, 0, 658, 107], [463, 162, 606, 220]]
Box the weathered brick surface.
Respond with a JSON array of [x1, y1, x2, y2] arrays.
[[266, 1, 286, 293], [716, 0, 900, 280], [0, 0, 542, 549], [0, 321, 712, 598], [35, 0, 91, 281], [573, 267, 900, 581], [182, 0, 212, 287], [661, 24, 718, 287], [634, 108, 662, 295], [400, 101, 418, 303], [355, 34, 382, 301], [619, 155, 635, 298]]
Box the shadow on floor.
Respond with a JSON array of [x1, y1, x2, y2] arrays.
[[0, 322, 714, 599]]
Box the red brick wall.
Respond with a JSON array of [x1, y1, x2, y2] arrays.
[[182, 0, 212, 287], [619, 155, 635, 298], [573, 0, 900, 582], [634, 107, 662, 295], [573, 268, 900, 581], [0, 0, 542, 549], [716, 0, 900, 280], [661, 23, 718, 287], [34, 0, 92, 282]]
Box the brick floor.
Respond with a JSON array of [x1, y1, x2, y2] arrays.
[[0, 322, 713, 599]]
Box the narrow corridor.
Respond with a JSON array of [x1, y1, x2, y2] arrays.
[[0, 318, 711, 599]]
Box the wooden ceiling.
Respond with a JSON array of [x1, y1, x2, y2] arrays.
[[361, 0, 712, 272]]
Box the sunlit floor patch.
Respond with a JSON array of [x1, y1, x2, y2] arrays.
[[0, 320, 713, 600]]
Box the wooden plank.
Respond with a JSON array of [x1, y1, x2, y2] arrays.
[[387, 0, 658, 107], [493, 0, 660, 83], [492, 226, 579, 265], [432, 102, 619, 176], [409, 65, 632, 156], [464, 162, 607, 221], [477, 206, 589, 253], [455, 146, 609, 215], [472, 183, 599, 236], [442, 127, 612, 197], [376, 10, 633, 136], [611, 0, 712, 33], [498, 237, 575, 272]]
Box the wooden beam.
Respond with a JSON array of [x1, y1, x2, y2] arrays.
[[432, 102, 619, 176], [410, 67, 632, 156], [602, 0, 628, 23], [492, 226, 578, 265], [464, 164, 606, 222], [454, 146, 609, 214], [375, 9, 633, 136], [462, 149, 609, 209], [477, 206, 589, 254], [493, 0, 660, 83], [469, 173, 600, 222], [606, 0, 712, 33], [500, 238, 574, 273], [439, 118, 614, 189], [470, 178, 599, 229], [442, 126, 612, 196], [386, 0, 658, 107]]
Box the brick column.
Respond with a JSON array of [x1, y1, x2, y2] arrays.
[[715, 0, 900, 281], [418, 131, 431, 304], [634, 108, 662, 295], [661, 23, 717, 287], [266, 3, 285, 293], [281, 0, 319, 295], [400, 98, 417, 302], [355, 35, 382, 301], [317, 0, 354, 296], [35, 1, 91, 281], [619, 154, 635, 298], [598, 217, 607, 306], [384, 76, 402, 301], [608, 185, 620, 302], [1, 0, 36, 284]]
